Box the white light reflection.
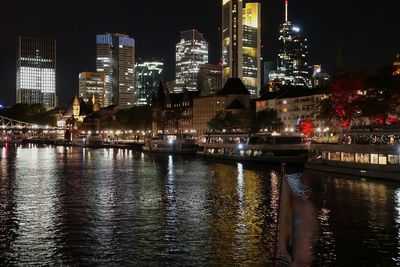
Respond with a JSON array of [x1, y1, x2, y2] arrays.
[[1, 145, 7, 158], [395, 189, 400, 262], [168, 155, 174, 178], [165, 154, 178, 252], [13, 146, 59, 261], [237, 163, 244, 203], [270, 171, 280, 221]]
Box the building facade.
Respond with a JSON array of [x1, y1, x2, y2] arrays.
[[16, 36, 57, 108], [96, 33, 135, 108], [197, 64, 222, 96], [135, 60, 164, 106], [222, 0, 261, 98], [175, 29, 208, 93], [269, 0, 311, 87], [79, 72, 106, 108], [152, 85, 196, 135], [193, 78, 251, 135], [256, 88, 329, 133]]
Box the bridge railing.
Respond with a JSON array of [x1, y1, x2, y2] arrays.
[[0, 115, 66, 130]]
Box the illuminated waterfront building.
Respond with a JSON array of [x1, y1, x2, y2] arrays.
[[193, 78, 251, 135], [175, 29, 208, 93], [222, 0, 261, 98], [269, 0, 311, 87], [79, 72, 106, 108], [135, 60, 164, 106], [197, 64, 222, 96], [256, 87, 329, 133], [16, 36, 57, 108], [96, 33, 135, 108]]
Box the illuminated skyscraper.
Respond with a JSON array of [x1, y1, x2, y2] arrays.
[[222, 0, 261, 98], [16, 36, 57, 108], [270, 0, 311, 87], [175, 29, 208, 93], [135, 60, 164, 106], [79, 72, 106, 108], [96, 33, 135, 108]]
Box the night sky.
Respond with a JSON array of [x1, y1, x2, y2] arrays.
[[1, 0, 399, 106]]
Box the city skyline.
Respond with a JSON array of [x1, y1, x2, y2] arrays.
[[0, 0, 399, 106]]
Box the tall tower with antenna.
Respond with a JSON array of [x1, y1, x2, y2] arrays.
[[285, 0, 288, 22], [269, 0, 311, 87]]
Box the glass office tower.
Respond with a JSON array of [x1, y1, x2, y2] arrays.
[[175, 29, 208, 92], [135, 60, 164, 106], [222, 0, 261, 98], [16, 36, 57, 108], [96, 33, 135, 108]]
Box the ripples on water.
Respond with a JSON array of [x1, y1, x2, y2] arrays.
[[0, 144, 400, 266]]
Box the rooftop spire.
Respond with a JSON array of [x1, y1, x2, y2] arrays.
[[285, 0, 288, 22]]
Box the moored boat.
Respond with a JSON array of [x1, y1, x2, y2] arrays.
[[198, 133, 308, 163], [143, 134, 199, 154], [306, 126, 400, 180]]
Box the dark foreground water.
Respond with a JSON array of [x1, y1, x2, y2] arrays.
[[1, 144, 400, 266]]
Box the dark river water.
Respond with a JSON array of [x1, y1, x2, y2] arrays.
[[1, 144, 400, 266]]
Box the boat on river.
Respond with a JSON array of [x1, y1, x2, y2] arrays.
[[143, 134, 199, 154], [306, 126, 400, 180], [197, 132, 308, 163]]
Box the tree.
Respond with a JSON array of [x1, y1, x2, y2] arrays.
[[113, 106, 153, 130], [252, 109, 283, 132], [359, 65, 400, 125], [207, 113, 226, 131], [318, 72, 365, 129], [207, 111, 240, 132], [152, 108, 167, 133], [165, 106, 192, 133], [299, 119, 314, 142]]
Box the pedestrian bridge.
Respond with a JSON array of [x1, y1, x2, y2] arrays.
[[0, 115, 65, 131]]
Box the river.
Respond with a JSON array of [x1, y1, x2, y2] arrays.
[[0, 144, 399, 265]]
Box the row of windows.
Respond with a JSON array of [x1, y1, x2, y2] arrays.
[[322, 152, 400, 166], [193, 109, 221, 115]]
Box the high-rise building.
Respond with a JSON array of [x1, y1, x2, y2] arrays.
[[197, 64, 223, 96], [96, 33, 135, 108], [270, 0, 311, 87], [79, 72, 106, 108], [135, 60, 164, 106], [222, 0, 261, 98], [263, 61, 274, 85], [311, 65, 330, 88], [175, 29, 208, 93], [16, 36, 57, 108]]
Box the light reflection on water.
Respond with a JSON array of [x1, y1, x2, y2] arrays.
[[0, 144, 400, 265]]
